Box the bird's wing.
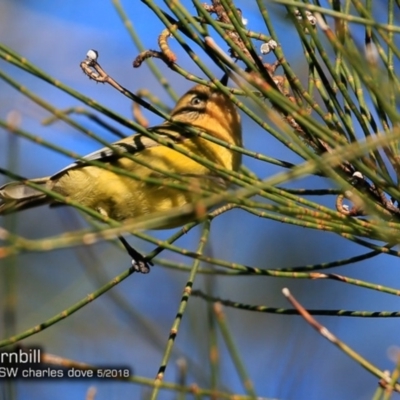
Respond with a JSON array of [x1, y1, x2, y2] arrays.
[[51, 127, 180, 179]]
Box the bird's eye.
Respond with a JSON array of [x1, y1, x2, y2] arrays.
[[190, 95, 205, 106]]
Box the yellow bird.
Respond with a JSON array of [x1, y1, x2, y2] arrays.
[[0, 83, 242, 272]]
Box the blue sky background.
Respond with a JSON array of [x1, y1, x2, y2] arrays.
[[1, 1, 400, 399]]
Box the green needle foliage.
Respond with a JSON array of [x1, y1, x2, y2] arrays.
[[1, 1, 400, 399]]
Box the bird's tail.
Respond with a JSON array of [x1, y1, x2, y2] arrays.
[[0, 177, 51, 215]]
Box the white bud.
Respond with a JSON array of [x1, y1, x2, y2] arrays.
[[294, 9, 316, 26], [352, 171, 364, 179], [260, 40, 278, 54], [86, 49, 98, 61], [308, 15, 317, 25]]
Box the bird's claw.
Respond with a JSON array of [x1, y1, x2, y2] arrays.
[[131, 258, 152, 274], [118, 236, 153, 274]]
